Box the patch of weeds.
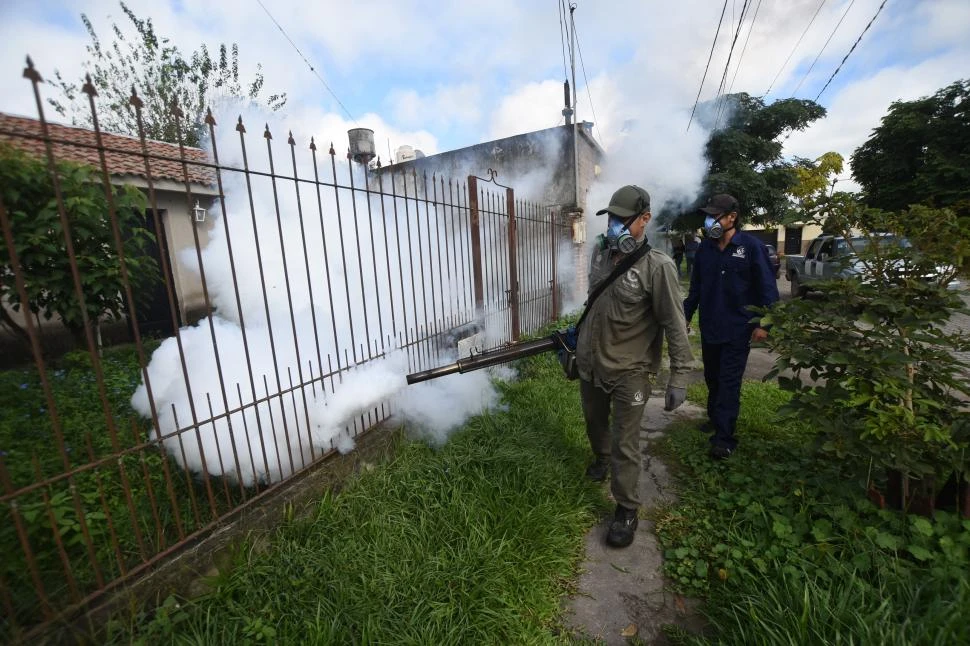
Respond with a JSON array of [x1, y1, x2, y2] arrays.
[[657, 380, 970, 644]]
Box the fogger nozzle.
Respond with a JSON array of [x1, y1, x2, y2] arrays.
[[405, 336, 564, 385]]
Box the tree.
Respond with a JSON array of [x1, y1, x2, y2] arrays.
[[49, 1, 286, 147], [697, 93, 827, 225], [0, 144, 158, 347], [789, 151, 845, 229], [851, 79, 970, 213]]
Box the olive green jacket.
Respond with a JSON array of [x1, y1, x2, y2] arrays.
[[575, 241, 693, 390]]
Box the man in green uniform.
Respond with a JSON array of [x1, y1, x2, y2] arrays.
[[575, 185, 693, 548]]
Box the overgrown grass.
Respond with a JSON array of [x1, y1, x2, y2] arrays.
[[656, 380, 970, 645], [103, 351, 605, 644]]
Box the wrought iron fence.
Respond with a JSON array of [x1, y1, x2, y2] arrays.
[[0, 59, 573, 639]]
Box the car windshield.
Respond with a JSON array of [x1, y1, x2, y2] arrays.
[[834, 236, 906, 256]]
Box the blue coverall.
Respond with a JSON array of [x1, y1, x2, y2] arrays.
[[683, 231, 779, 451]]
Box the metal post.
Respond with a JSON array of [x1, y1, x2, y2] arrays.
[[467, 175, 485, 317], [506, 188, 520, 341], [551, 209, 559, 321]]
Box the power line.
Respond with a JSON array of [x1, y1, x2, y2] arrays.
[[814, 0, 888, 102], [712, 0, 753, 130], [571, 17, 603, 145], [791, 0, 856, 97], [558, 0, 569, 81], [687, 0, 729, 132], [726, 0, 764, 97], [253, 0, 357, 124], [764, 0, 828, 98]]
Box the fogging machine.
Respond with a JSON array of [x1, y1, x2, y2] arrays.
[[405, 330, 576, 385]]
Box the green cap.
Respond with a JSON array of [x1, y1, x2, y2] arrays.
[[596, 185, 651, 219]]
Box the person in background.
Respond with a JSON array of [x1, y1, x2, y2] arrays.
[[671, 236, 685, 277], [683, 194, 779, 460], [685, 234, 700, 278], [575, 185, 693, 548]]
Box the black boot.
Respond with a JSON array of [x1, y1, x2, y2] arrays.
[[585, 456, 609, 482], [606, 505, 638, 548]]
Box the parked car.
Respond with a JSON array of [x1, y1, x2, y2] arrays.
[[764, 244, 781, 279], [785, 234, 961, 297]]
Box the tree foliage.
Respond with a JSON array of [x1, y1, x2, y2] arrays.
[[697, 93, 827, 226], [49, 1, 286, 147], [851, 79, 970, 213], [763, 199, 970, 483], [0, 144, 158, 346]]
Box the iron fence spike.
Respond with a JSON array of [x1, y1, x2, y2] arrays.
[[22, 56, 41, 82]]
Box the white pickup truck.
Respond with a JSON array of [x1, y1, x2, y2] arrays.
[[786, 233, 962, 297], [784, 234, 862, 297]]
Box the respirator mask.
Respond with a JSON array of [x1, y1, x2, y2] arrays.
[[605, 215, 639, 254], [703, 215, 725, 239]]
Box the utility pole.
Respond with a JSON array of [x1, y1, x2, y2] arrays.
[[569, 2, 580, 212]]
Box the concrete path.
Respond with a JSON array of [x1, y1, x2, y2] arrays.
[[561, 395, 708, 644]]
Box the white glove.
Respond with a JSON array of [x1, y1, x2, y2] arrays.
[[664, 386, 686, 411]]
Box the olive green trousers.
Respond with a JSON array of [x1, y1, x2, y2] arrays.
[[579, 373, 651, 510]]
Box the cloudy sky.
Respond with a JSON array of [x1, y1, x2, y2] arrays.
[[1, 0, 967, 194]]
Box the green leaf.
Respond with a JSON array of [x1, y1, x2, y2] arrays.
[[911, 517, 934, 537]]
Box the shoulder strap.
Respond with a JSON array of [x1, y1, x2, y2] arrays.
[[575, 242, 652, 331]]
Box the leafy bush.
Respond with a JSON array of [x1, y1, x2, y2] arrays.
[[763, 203, 970, 484], [0, 143, 158, 346]]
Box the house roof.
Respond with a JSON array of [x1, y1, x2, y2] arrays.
[[0, 112, 212, 185]]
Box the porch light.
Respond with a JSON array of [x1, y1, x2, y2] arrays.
[[193, 201, 207, 223]]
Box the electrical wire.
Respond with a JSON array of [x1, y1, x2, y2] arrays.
[[726, 0, 764, 97], [253, 0, 358, 125], [790, 0, 856, 97], [712, 0, 752, 130], [814, 0, 888, 102], [558, 0, 569, 82], [763, 0, 828, 98], [687, 0, 730, 132], [571, 17, 603, 144]]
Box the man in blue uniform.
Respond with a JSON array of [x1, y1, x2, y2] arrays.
[[683, 194, 779, 460]]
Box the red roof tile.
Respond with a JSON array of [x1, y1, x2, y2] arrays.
[[0, 112, 212, 185]]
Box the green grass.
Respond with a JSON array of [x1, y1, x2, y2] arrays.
[[103, 351, 606, 644], [8, 331, 970, 644], [0, 342, 245, 637], [656, 380, 970, 645]]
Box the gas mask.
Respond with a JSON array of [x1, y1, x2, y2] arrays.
[[704, 214, 734, 239], [604, 215, 639, 254]]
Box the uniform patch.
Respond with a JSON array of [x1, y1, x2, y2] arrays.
[[732, 246, 746, 259], [624, 270, 639, 286], [633, 391, 644, 403]]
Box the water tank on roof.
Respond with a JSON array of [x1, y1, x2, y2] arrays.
[[348, 128, 376, 165], [396, 145, 415, 163]]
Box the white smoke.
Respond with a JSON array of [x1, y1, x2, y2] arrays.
[[131, 104, 516, 486]]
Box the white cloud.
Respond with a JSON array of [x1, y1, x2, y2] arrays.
[[387, 83, 483, 133], [784, 51, 969, 172]]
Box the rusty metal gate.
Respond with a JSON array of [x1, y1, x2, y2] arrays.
[[0, 58, 573, 640]]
